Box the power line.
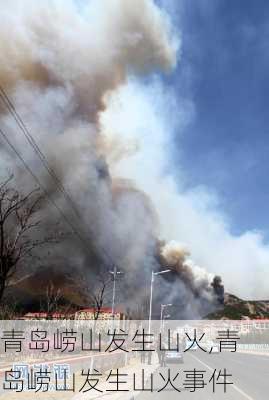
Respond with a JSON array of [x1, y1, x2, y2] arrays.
[[0, 126, 94, 259], [0, 85, 114, 267], [0, 85, 81, 220]]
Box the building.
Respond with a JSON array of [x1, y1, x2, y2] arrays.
[[75, 307, 125, 320], [22, 312, 73, 320]]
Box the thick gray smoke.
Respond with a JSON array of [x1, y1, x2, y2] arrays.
[[0, 0, 220, 317]]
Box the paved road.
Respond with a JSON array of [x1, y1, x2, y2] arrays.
[[135, 351, 269, 400]]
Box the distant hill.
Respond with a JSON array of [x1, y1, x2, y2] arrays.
[[206, 293, 269, 319]]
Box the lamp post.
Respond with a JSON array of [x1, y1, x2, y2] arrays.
[[148, 269, 171, 335], [109, 265, 123, 318], [160, 304, 173, 331]]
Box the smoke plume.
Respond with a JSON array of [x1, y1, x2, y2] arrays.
[[0, 0, 221, 317]]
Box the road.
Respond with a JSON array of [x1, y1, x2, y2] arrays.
[[135, 351, 269, 400]]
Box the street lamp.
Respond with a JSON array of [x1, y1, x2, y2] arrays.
[[109, 265, 123, 318], [148, 269, 171, 334], [160, 304, 173, 331]]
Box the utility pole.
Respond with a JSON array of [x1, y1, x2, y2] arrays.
[[109, 265, 123, 318]]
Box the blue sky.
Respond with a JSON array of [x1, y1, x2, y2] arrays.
[[161, 0, 269, 237]]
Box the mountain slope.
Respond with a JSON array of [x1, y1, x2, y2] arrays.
[[206, 293, 269, 319]]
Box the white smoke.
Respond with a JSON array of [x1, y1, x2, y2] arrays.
[[101, 76, 269, 300], [0, 0, 267, 305], [0, 0, 183, 309]]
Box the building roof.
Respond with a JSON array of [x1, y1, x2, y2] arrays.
[[76, 307, 121, 313]]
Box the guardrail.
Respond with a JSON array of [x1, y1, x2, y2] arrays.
[[238, 344, 269, 350]]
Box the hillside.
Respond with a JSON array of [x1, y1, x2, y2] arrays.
[[206, 293, 269, 320]]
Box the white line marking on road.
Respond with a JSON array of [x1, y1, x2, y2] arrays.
[[189, 353, 255, 400]]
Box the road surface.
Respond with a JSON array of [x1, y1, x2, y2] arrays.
[[135, 351, 269, 399]]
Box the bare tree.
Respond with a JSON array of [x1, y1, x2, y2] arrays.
[[80, 271, 113, 320], [0, 176, 56, 304], [91, 275, 113, 320], [39, 281, 74, 319], [0, 301, 18, 319], [43, 281, 62, 318]]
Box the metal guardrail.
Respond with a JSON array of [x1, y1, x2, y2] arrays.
[[238, 344, 269, 350]]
